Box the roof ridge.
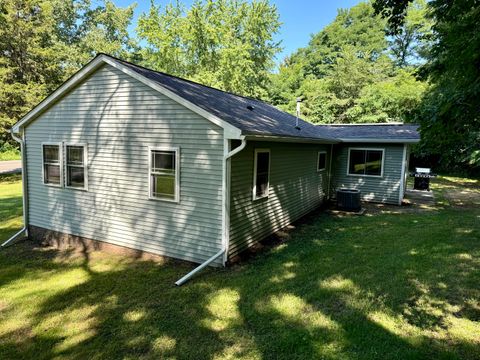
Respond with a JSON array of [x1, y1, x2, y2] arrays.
[[99, 53, 267, 105]]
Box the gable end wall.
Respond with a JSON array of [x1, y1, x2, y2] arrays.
[[24, 64, 225, 265]]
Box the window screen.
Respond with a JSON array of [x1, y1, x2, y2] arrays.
[[43, 144, 61, 185], [66, 145, 86, 189], [254, 150, 270, 199], [317, 152, 327, 171], [150, 149, 178, 201], [348, 149, 383, 176]]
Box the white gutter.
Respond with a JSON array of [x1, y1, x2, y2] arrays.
[[1, 129, 28, 247], [175, 137, 247, 286], [337, 138, 419, 144]]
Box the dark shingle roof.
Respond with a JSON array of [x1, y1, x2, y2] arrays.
[[317, 124, 420, 142], [115, 57, 337, 141], [110, 55, 419, 143]]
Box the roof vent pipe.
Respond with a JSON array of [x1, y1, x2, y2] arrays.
[[295, 97, 302, 130]]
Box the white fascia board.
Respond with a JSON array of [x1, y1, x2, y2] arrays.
[[244, 134, 338, 144], [338, 138, 420, 144], [12, 55, 243, 139]]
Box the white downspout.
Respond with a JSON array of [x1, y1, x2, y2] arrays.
[[1, 129, 29, 247], [175, 136, 247, 286]]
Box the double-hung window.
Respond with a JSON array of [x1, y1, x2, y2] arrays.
[[42, 143, 62, 186], [149, 147, 179, 202], [317, 151, 327, 171], [66, 144, 87, 189], [347, 148, 384, 177], [253, 149, 270, 200]]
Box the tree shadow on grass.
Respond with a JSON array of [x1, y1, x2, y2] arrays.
[[0, 207, 479, 360]]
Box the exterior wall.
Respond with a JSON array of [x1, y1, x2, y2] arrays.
[[24, 64, 225, 265], [228, 141, 330, 258], [331, 143, 405, 205]]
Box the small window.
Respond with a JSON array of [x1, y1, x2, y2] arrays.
[[253, 149, 270, 200], [42, 144, 62, 186], [66, 145, 87, 189], [348, 148, 384, 177], [149, 147, 179, 202], [317, 151, 327, 171]]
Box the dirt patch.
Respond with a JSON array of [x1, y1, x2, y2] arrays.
[[443, 188, 480, 208]]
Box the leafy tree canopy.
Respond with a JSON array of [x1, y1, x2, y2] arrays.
[[269, 1, 429, 124], [137, 0, 282, 98], [0, 0, 137, 146], [375, 0, 480, 172]]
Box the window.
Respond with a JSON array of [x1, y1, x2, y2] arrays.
[[317, 151, 327, 171], [42, 143, 62, 186], [66, 144, 87, 189], [149, 147, 179, 202], [348, 148, 384, 177], [253, 149, 270, 200]]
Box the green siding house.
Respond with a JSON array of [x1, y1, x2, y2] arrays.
[[7, 54, 420, 279]]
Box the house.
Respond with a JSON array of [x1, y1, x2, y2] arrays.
[[7, 54, 420, 278]]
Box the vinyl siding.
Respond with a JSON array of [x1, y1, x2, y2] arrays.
[[331, 143, 405, 205], [228, 141, 329, 257], [25, 64, 224, 265]]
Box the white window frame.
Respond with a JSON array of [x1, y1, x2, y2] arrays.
[[317, 151, 327, 172], [41, 142, 63, 188], [252, 148, 271, 201], [347, 147, 385, 178], [148, 146, 180, 203], [65, 143, 88, 191]]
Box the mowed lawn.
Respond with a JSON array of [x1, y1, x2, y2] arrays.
[[0, 174, 479, 359]]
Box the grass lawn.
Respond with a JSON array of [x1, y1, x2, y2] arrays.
[[0, 174, 479, 359]]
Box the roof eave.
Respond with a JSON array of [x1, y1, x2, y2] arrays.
[[338, 138, 420, 144], [244, 134, 339, 144]]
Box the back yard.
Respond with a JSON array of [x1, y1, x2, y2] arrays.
[[0, 174, 479, 359]]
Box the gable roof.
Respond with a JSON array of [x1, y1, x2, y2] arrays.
[[11, 54, 419, 144], [112, 57, 338, 142], [317, 124, 420, 143]]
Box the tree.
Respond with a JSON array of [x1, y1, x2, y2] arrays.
[[388, 0, 432, 67], [137, 0, 281, 98], [0, 0, 137, 147], [293, 2, 388, 79], [348, 69, 427, 123], [374, 0, 480, 172]]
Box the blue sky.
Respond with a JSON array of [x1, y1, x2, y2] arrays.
[[112, 0, 362, 64]]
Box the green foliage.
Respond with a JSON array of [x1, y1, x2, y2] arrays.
[[375, 0, 480, 173], [269, 1, 428, 124], [0, 0, 137, 148], [137, 0, 281, 98], [290, 2, 388, 79], [388, 0, 433, 67], [0, 143, 20, 161], [349, 69, 428, 123], [415, 0, 480, 172]]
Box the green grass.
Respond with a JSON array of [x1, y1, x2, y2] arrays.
[[0, 174, 23, 241], [0, 150, 20, 161], [0, 175, 479, 359]]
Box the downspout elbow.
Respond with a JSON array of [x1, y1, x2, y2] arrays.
[[224, 137, 247, 160]]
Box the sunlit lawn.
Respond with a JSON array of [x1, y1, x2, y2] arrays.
[[0, 174, 479, 359]]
